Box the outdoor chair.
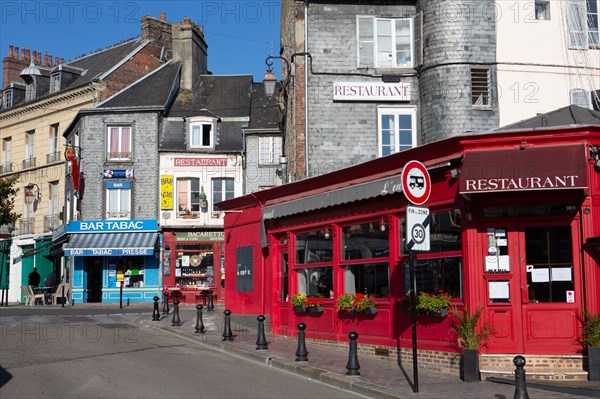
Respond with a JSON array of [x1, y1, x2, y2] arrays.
[[20, 285, 31, 306], [52, 282, 71, 305], [28, 285, 45, 306]]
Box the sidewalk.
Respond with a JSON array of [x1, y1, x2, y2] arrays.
[[139, 303, 598, 399]]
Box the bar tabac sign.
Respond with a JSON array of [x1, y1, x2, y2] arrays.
[[161, 175, 173, 210], [460, 144, 588, 194]]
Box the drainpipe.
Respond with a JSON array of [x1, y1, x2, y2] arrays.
[[304, 0, 309, 178]]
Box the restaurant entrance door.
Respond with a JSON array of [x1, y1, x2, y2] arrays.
[[85, 257, 103, 302]]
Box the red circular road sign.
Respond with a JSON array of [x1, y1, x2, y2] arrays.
[[401, 160, 431, 205], [64, 147, 78, 161]]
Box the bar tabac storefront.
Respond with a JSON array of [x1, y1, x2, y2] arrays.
[[219, 124, 600, 377]]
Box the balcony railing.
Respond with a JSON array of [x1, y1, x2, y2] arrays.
[[22, 157, 37, 169], [44, 214, 60, 232], [46, 151, 61, 164], [19, 218, 34, 235], [0, 162, 13, 174]]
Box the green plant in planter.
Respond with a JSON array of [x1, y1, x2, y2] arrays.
[[335, 293, 355, 313], [416, 290, 451, 314], [450, 305, 495, 350], [578, 309, 600, 348], [352, 293, 377, 312], [291, 293, 307, 307]]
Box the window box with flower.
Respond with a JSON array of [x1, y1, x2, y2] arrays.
[[291, 293, 324, 313], [335, 293, 378, 315], [415, 290, 451, 316]]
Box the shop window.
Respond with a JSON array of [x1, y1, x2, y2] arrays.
[[112, 257, 145, 288], [378, 107, 417, 157], [177, 177, 200, 217], [345, 263, 390, 297], [212, 178, 234, 212], [525, 226, 574, 303], [400, 210, 462, 255], [342, 221, 389, 260], [357, 16, 413, 68], [296, 266, 333, 298], [406, 257, 463, 299], [107, 126, 131, 160], [295, 231, 333, 264], [174, 244, 215, 288]]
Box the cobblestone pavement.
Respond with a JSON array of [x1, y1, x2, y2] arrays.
[[136, 303, 598, 399]]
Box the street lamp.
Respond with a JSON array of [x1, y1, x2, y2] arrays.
[[24, 183, 41, 205], [263, 55, 292, 98], [199, 186, 208, 213]]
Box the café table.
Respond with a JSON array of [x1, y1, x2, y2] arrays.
[[34, 286, 54, 304]]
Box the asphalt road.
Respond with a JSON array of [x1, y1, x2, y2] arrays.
[[0, 308, 368, 399]]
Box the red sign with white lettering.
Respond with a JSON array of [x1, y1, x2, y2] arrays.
[[174, 158, 228, 167]]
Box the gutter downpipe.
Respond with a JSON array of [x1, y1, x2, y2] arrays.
[[304, 0, 309, 178]]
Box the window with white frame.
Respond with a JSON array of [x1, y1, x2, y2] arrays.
[[535, 1, 550, 20], [25, 131, 35, 159], [259, 136, 282, 165], [48, 124, 60, 163], [378, 107, 417, 157], [212, 178, 234, 212], [3, 90, 12, 108], [49, 181, 59, 216], [190, 119, 216, 148], [50, 73, 60, 93], [357, 16, 414, 68], [570, 88, 594, 108], [106, 182, 131, 219], [2, 138, 11, 172], [567, 0, 599, 49], [177, 178, 200, 216], [107, 126, 131, 160], [471, 68, 491, 107]]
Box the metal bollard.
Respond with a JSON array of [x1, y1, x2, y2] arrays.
[[195, 304, 205, 333], [346, 331, 361, 376], [513, 355, 530, 399], [222, 309, 233, 341], [295, 322, 309, 361], [163, 291, 170, 314], [152, 296, 160, 321], [207, 290, 215, 311], [171, 299, 181, 326], [202, 290, 207, 306], [256, 315, 268, 350], [61, 285, 65, 308]]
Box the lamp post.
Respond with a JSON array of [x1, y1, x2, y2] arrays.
[[199, 186, 208, 213], [24, 183, 41, 205], [263, 56, 291, 99]]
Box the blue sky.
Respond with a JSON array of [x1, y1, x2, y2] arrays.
[[0, 1, 281, 82]]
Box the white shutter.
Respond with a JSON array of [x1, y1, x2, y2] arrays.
[[567, 0, 588, 49], [570, 88, 592, 108], [357, 16, 374, 68]]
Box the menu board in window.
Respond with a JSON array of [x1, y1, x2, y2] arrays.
[[484, 228, 510, 273]]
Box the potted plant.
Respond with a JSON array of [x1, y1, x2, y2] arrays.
[[450, 305, 495, 382], [416, 290, 451, 316], [578, 309, 600, 381], [291, 293, 307, 313], [335, 293, 355, 313], [335, 293, 378, 314], [304, 296, 324, 313]]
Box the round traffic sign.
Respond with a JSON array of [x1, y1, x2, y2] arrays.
[[401, 160, 431, 205], [411, 224, 426, 244]]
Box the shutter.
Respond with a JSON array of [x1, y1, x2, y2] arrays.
[[357, 16, 374, 68], [570, 88, 592, 108], [567, 0, 588, 49], [413, 13, 423, 68]]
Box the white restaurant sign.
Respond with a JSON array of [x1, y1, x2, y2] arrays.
[[333, 82, 411, 101]]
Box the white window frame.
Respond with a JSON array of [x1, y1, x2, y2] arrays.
[[2, 137, 11, 165], [176, 177, 200, 217], [106, 185, 131, 219], [50, 73, 60, 93], [212, 178, 235, 213], [377, 107, 417, 157], [49, 181, 59, 216], [588, 0, 600, 47], [25, 131, 35, 159], [568, 0, 600, 49], [471, 68, 491, 107], [570, 88, 593, 108], [189, 118, 217, 149], [107, 126, 132, 160], [357, 16, 414, 69], [259, 136, 282, 165], [3, 90, 12, 108]]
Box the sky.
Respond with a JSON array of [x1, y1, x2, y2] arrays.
[[0, 0, 281, 82]]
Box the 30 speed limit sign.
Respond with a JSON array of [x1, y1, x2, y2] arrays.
[[406, 206, 430, 252]]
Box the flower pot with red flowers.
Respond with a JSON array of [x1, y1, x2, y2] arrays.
[[304, 296, 324, 313], [335, 293, 377, 315]]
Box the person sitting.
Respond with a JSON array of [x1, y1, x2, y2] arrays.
[[28, 267, 41, 288], [45, 271, 57, 290]]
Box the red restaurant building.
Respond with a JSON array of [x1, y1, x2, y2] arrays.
[[219, 122, 600, 378]]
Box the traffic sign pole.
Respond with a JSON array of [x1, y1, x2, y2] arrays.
[[409, 250, 419, 393]]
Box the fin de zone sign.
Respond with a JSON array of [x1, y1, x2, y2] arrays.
[[401, 160, 431, 205]]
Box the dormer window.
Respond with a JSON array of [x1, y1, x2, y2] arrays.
[[50, 73, 61, 93], [189, 118, 217, 149], [3, 90, 12, 108]]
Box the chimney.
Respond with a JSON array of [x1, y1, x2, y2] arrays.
[[172, 16, 208, 90], [37, 52, 41, 65], [141, 13, 174, 62], [55, 56, 60, 66], [160, 12, 166, 21], [2, 44, 28, 88], [31, 50, 37, 64]]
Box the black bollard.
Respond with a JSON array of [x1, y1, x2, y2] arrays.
[[163, 291, 170, 314], [202, 290, 207, 306], [513, 355, 530, 399], [152, 296, 160, 321], [119, 282, 123, 309], [171, 299, 181, 326], [207, 290, 215, 311], [195, 304, 205, 333], [222, 309, 233, 341], [295, 322, 309, 361], [61, 285, 65, 308], [346, 331, 361, 376], [256, 315, 268, 350]]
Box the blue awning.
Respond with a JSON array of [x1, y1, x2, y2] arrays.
[[64, 232, 158, 257]]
